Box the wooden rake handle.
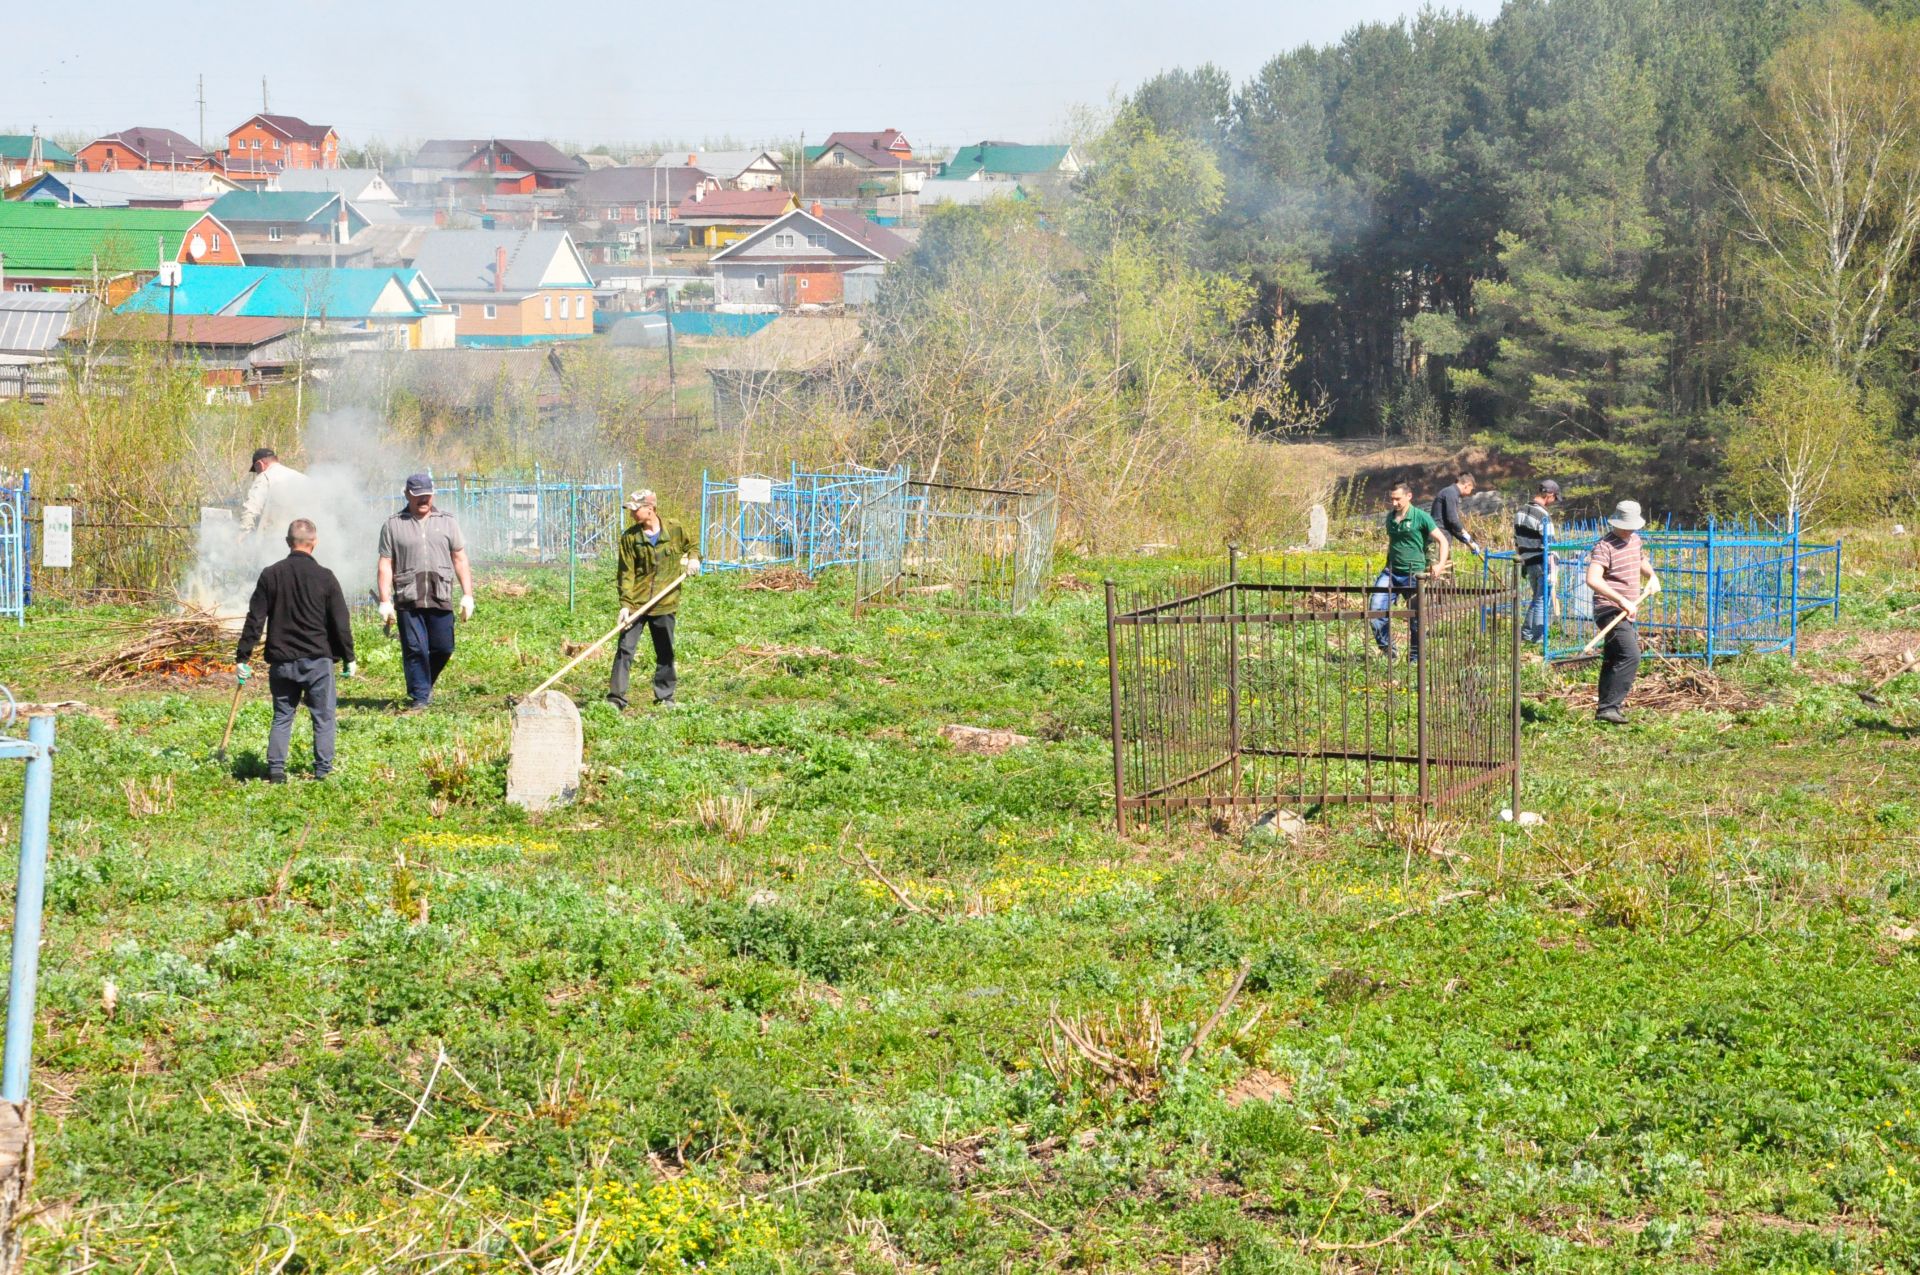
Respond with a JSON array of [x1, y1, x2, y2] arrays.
[[1580, 576, 1661, 654], [525, 571, 688, 699]]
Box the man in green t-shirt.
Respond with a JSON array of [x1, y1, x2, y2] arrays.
[[1369, 482, 1450, 661]]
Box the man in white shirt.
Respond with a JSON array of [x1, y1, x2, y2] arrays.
[[237, 447, 307, 544]]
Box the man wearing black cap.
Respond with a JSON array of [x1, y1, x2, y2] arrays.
[[376, 473, 474, 711], [237, 446, 306, 543], [1513, 479, 1561, 645]]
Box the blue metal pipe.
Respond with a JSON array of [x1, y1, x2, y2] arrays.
[[3, 714, 55, 1104]]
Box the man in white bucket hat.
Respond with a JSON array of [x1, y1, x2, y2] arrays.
[[1584, 499, 1660, 724]]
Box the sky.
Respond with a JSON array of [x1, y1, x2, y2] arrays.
[[3, 0, 1506, 154]]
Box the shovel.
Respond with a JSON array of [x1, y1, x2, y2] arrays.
[[518, 571, 688, 702], [1580, 576, 1662, 654], [215, 679, 246, 762]]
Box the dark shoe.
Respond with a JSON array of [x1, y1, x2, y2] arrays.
[[1595, 707, 1628, 725], [267, 772, 288, 785], [653, 697, 677, 709], [605, 697, 628, 713]]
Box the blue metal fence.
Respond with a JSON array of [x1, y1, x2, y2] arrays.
[[406, 466, 625, 566], [0, 692, 55, 1102], [1484, 514, 1842, 666], [0, 472, 26, 625], [699, 463, 907, 574]]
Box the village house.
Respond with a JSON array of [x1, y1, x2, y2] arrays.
[[917, 179, 1026, 210], [0, 203, 244, 302], [222, 114, 340, 171], [939, 142, 1081, 184], [808, 130, 935, 193], [709, 202, 909, 308], [407, 228, 595, 346], [677, 189, 800, 250], [565, 166, 720, 264], [76, 128, 210, 173], [273, 169, 400, 204], [207, 191, 370, 266], [8, 170, 241, 210], [649, 150, 785, 191], [118, 264, 454, 350], [413, 140, 588, 192], [1, 133, 77, 188], [69, 312, 299, 393]]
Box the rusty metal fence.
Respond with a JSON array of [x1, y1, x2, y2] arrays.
[[1105, 553, 1521, 832]]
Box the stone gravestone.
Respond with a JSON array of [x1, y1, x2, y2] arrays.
[[1307, 503, 1329, 551], [507, 691, 583, 813]]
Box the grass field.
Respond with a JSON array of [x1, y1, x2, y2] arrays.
[[0, 538, 1917, 1273]]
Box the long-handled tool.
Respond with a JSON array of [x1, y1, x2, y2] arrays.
[[521, 571, 688, 701], [1857, 648, 1920, 707], [1580, 576, 1662, 654], [215, 680, 246, 762]]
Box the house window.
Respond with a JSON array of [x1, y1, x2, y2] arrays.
[[267, 226, 282, 241], [806, 233, 826, 248], [450, 304, 461, 316], [12, 283, 33, 293], [211, 233, 221, 252], [606, 207, 618, 220], [574, 295, 585, 318], [484, 304, 497, 320], [755, 274, 766, 289], [543, 296, 553, 320], [799, 278, 809, 289], [774, 233, 794, 248]]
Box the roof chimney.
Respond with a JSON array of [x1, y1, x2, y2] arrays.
[[810, 200, 823, 218], [686, 153, 696, 166], [494, 245, 507, 293]]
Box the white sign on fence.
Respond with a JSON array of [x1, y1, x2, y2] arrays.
[[738, 477, 774, 505], [42, 506, 73, 568]]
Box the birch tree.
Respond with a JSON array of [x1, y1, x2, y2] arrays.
[[1735, 10, 1920, 381]]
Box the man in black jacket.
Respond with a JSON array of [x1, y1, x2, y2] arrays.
[[1430, 471, 1482, 558], [235, 519, 356, 782]]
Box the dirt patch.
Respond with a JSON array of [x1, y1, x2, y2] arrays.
[[1223, 1068, 1294, 1107], [1797, 627, 1920, 683]]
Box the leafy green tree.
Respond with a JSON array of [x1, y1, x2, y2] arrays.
[[1722, 352, 1893, 522]]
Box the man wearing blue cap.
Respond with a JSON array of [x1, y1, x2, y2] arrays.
[[376, 472, 475, 711]]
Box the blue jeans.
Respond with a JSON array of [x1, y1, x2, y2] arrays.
[[1369, 569, 1421, 658], [1522, 560, 1548, 644], [396, 606, 455, 706], [268, 657, 336, 778]]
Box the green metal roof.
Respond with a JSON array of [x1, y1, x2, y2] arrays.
[[939, 144, 1071, 179], [0, 202, 216, 277], [0, 135, 78, 165], [208, 190, 339, 224]]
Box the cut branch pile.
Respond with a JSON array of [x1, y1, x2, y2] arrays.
[[742, 566, 816, 592], [1540, 656, 1764, 714], [60, 606, 241, 684]]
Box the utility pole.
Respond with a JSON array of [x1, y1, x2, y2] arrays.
[[262, 77, 269, 112], [197, 74, 206, 150], [798, 130, 805, 203], [664, 284, 677, 430]]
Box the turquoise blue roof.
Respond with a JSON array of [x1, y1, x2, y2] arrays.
[[117, 265, 440, 321]]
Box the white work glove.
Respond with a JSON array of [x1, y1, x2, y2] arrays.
[[342, 660, 357, 679], [459, 594, 475, 621], [682, 556, 702, 577], [377, 600, 396, 624], [617, 607, 636, 629]]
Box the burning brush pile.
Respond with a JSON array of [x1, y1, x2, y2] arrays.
[[61, 605, 243, 685]]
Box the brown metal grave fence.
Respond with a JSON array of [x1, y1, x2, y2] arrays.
[[1105, 552, 1521, 832]]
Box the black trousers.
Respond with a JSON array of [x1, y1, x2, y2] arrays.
[[1593, 608, 1640, 713], [608, 612, 675, 707]]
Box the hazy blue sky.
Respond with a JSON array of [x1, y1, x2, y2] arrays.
[[4, 0, 1505, 152]]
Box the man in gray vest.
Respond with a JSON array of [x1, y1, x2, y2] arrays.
[[376, 472, 475, 711]]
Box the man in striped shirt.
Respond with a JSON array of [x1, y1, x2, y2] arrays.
[[1513, 479, 1560, 644], [1585, 500, 1660, 725]]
